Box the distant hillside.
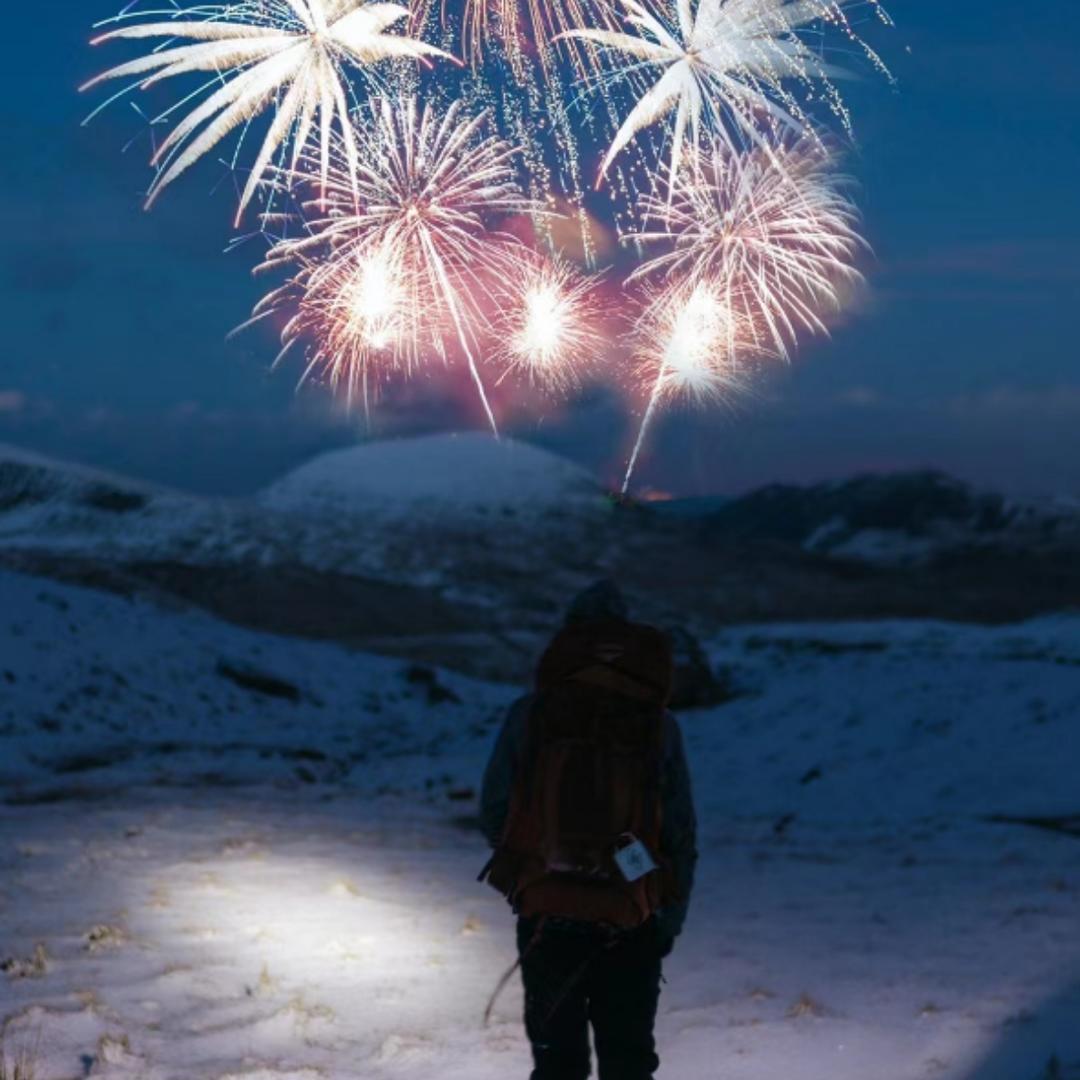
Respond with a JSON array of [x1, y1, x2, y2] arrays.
[[1, 438, 1079, 682], [693, 471, 1080, 565]]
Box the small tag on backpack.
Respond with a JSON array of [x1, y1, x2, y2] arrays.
[[613, 834, 658, 883]]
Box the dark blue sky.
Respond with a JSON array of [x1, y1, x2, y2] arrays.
[[1, 1, 1077, 497]]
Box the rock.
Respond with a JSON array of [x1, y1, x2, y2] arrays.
[[665, 626, 739, 710], [1, 943, 48, 978], [85, 924, 127, 953], [403, 664, 462, 706], [215, 659, 302, 703]]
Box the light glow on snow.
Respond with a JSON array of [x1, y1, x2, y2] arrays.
[[146, 854, 428, 988]]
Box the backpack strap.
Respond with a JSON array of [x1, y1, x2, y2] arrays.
[[568, 663, 666, 703]]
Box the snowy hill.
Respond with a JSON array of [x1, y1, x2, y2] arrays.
[[0, 434, 610, 601], [2, 566, 1080, 1079], [0, 442, 244, 562], [0, 442, 176, 540], [260, 433, 603, 518], [2, 564, 1078, 822]]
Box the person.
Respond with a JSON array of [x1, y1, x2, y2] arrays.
[[480, 581, 698, 1080]]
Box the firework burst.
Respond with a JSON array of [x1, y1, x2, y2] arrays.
[[248, 241, 414, 416], [562, 0, 892, 187], [253, 96, 538, 430], [630, 135, 866, 360], [82, 1, 454, 223], [622, 279, 763, 491], [493, 258, 606, 392], [80, 0, 897, 483], [636, 282, 748, 404]]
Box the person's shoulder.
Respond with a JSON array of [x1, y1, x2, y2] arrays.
[[510, 692, 536, 713], [662, 709, 686, 751], [505, 692, 536, 730]]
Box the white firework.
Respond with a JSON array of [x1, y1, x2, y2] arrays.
[[252, 97, 538, 429], [494, 259, 606, 392], [82, 1, 454, 222], [630, 135, 866, 359], [621, 278, 769, 492], [561, 0, 892, 187], [639, 282, 746, 402], [621, 279, 760, 491]]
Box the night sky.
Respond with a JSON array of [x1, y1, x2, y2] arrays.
[[1, 1, 1077, 497]]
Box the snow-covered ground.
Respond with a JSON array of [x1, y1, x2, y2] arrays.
[[2, 567, 1080, 1079]]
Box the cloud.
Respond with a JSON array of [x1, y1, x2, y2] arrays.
[[835, 386, 883, 408], [945, 384, 1080, 421], [0, 391, 26, 414], [885, 240, 1079, 289]]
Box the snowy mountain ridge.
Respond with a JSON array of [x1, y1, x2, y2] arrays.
[[691, 470, 1080, 566], [5, 439, 1078, 572], [2, 438, 1079, 681], [0, 434, 609, 575]]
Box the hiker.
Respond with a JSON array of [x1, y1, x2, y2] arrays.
[[480, 581, 698, 1080]]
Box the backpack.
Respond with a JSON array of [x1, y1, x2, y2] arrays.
[[481, 618, 678, 928]]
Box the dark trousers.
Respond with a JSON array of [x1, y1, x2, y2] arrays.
[[517, 916, 662, 1080]]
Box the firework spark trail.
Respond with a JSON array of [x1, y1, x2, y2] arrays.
[[412, 0, 665, 251], [82, 1, 455, 222], [561, 0, 892, 188], [630, 135, 866, 360], [420, 225, 500, 432], [252, 96, 538, 431], [413, 0, 626, 80], [621, 135, 863, 491]]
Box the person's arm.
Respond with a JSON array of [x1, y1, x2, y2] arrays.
[[657, 712, 698, 950], [479, 695, 532, 848]]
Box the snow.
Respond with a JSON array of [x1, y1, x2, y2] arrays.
[[0, 436, 609, 598], [0, 442, 237, 563], [803, 518, 942, 566], [2, 567, 1080, 1079], [0, 443, 164, 494], [259, 433, 604, 517]]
